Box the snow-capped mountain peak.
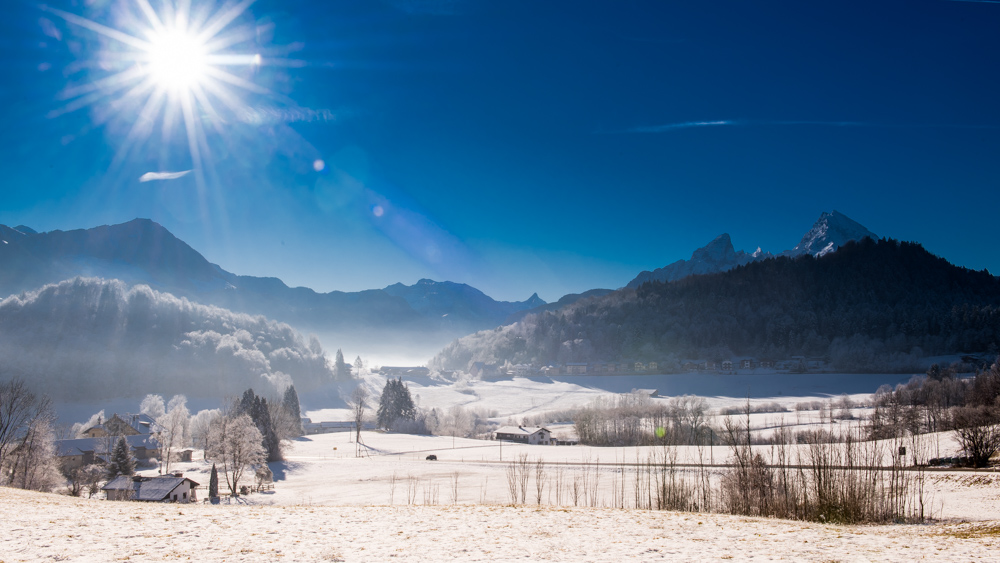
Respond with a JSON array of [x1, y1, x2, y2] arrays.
[[785, 210, 878, 258], [625, 210, 877, 288], [690, 233, 738, 264]]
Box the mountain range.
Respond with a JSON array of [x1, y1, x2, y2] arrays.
[[432, 237, 1000, 373], [0, 219, 545, 347], [0, 210, 899, 370], [625, 211, 878, 289]]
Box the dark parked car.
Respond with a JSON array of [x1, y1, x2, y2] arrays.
[[425, 454, 437, 461]]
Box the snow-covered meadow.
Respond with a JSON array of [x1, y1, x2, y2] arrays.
[[5, 483, 1000, 562], [25, 371, 1000, 561]]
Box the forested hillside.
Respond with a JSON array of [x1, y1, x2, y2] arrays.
[[432, 239, 1000, 372], [0, 278, 347, 401]]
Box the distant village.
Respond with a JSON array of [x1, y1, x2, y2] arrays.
[[422, 356, 832, 380]]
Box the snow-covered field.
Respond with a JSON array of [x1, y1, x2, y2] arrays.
[[153, 430, 1000, 521], [24, 371, 1000, 561], [4, 457, 1000, 562]]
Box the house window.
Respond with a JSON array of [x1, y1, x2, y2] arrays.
[[183, 492, 187, 499], [173, 494, 178, 501]]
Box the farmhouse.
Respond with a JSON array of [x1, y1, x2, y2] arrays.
[[82, 413, 157, 438], [494, 426, 553, 445], [379, 366, 431, 377], [470, 362, 501, 378], [301, 418, 376, 435], [56, 434, 160, 472], [103, 474, 200, 503]]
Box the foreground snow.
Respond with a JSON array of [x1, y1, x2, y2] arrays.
[[3, 486, 999, 562]]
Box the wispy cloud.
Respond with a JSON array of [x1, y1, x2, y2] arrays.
[[237, 106, 342, 125], [621, 119, 997, 133], [627, 120, 734, 133], [139, 170, 192, 182]]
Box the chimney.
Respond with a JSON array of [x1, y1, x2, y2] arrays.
[[174, 472, 183, 478]]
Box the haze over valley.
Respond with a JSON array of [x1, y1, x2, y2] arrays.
[[2, 1, 1000, 560]]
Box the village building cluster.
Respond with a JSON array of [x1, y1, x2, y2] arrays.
[[53, 412, 202, 504], [55, 413, 171, 472], [467, 356, 829, 378]]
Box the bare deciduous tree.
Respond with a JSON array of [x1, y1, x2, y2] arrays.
[[0, 378, 49, 473], [952, 406, 1000, 467], [534, 459, 546, 505], [350, 386, 369, 456]]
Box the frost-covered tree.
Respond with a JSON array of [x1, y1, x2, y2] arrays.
[[67, 464, 105, 497], [0, 378, 51, 473], [155, 395, 190, 473], [207, 413, 265, 496], [190, 408, 222, 455], [140, 394, 166, 420], [354, 356, 364, 377], [106, 436, 136, 478], [5, 410, 59, 492], [0, 279, 338, 402]]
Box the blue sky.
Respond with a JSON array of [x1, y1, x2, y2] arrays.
[[1, 0, 998, 302]]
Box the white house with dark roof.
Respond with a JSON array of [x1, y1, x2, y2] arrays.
[[494, 426, 553, 445], [103, 474, 200, 503]]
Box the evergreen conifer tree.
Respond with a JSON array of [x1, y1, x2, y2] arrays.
[[282, 385, 304, 437], [334, 349, 350, 379], [376, 378, 416, 430], [209, 463, 219, 498], [282, 386, 301, 419], [106, 436, 135, 478], [236, 388, 282, 462]]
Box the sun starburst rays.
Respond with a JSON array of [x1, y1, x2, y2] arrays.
[[44, 0, 283, 192]]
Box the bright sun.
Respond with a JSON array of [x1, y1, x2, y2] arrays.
[[41, 0, 288, 182], [146, 29, 209, 91]]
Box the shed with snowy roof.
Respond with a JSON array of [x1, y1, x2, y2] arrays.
[[103, 474, 200, 503], [494, 426, 553, 445]]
